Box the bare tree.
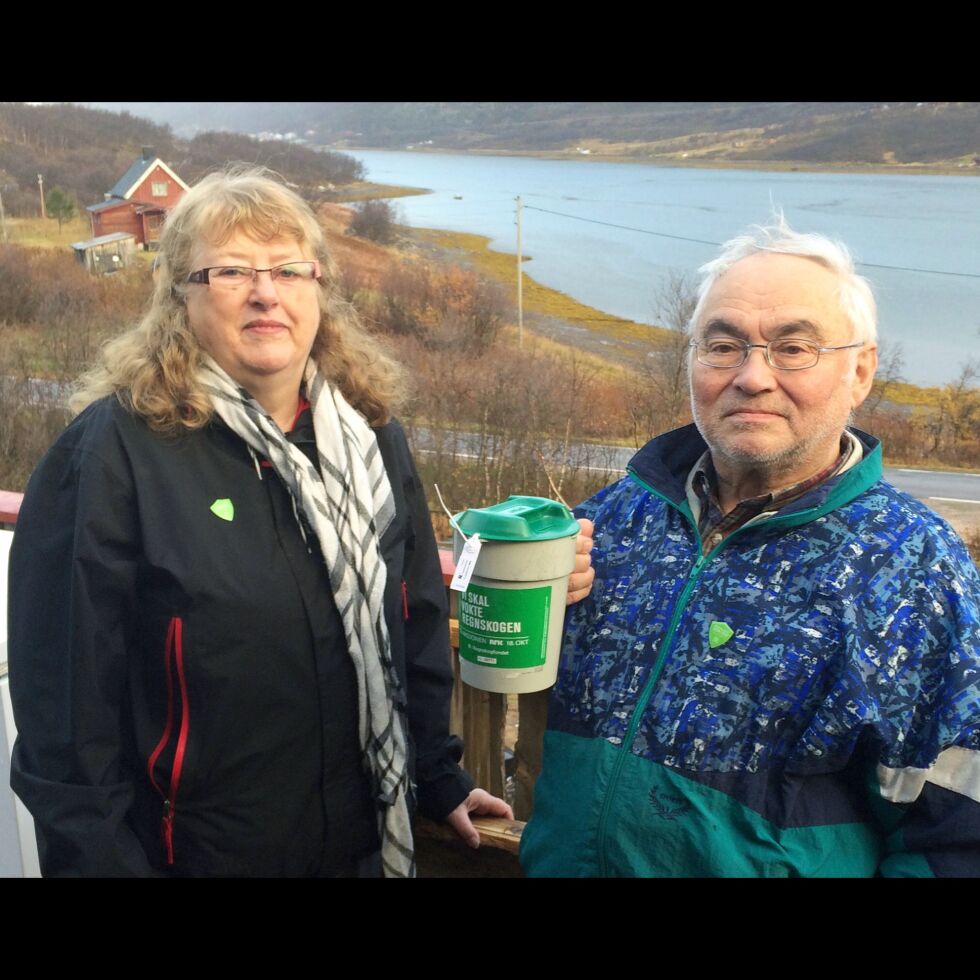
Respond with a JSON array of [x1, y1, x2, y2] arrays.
[[626, 270, 697, 446], [945, 358, 980, 450], [927, 358, 980, 460], [348, 199, 399, 244], [860, 341, 905, 423]]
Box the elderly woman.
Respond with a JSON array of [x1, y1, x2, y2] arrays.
[[7, 167, 527, 877]]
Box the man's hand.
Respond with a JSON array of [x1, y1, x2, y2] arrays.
[[445, 789, 515, 849], [566, 518, 595, 605]]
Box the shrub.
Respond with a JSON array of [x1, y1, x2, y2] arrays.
[[348, 200, 399, 244]]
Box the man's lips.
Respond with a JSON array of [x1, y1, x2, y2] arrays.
[[723, 408, 786, 420]]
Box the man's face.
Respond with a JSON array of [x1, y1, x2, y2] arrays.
[[690, 252, 878, 487]]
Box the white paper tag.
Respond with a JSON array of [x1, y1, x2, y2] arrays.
[[450, 533, 482, 593]]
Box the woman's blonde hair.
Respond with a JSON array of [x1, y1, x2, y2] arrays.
[[72, 165, 403, 430]]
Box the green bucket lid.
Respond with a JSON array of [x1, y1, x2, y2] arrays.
[[453, 495, 580, 542]]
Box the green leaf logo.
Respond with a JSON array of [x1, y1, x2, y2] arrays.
[[210, 498, 235, 522], [708, 621, 734, 649]]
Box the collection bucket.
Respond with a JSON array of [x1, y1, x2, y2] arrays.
[[452, 495, 579, 694]]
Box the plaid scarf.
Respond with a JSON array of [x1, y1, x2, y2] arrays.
[[201, 357, 415, 878]]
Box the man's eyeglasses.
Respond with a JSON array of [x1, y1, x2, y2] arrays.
[[689, 337, 864, 371], [187, 261, 320, 290]]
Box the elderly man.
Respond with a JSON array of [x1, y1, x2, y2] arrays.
[[520, 220, 980, 877]]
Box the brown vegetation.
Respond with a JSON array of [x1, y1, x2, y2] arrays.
[[623, 271, 697, 445], [0, 102, 364, 219], [182, 131, 363, 188], [964, 527, 980, 566], [854, 353, 980, 470], [347, 199, 399, 244], [0, 244, 150, 489], [1, 207, 978, 549]]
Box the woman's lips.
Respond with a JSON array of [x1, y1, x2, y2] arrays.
[[244, 319, 287, 334]]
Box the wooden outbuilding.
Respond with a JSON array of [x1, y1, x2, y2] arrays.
[[86, 147, 188, 249], [70, 231, 137, 274]]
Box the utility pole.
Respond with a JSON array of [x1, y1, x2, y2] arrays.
[[516, 195, 523, 349], [37, 173, 46, 219]]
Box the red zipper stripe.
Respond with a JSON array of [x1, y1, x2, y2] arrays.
[[146, 617, 177, 798], [169, 617, 191, 814], [401, 579, 410, 621], [146, 616, 190, 866]]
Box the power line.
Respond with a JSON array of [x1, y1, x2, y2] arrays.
[[522, 203, 980, 280], [523, 205, 719, 247], [851, 259, 978, 279]]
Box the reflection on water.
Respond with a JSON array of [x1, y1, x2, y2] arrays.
[[351, 150, 980, 386]]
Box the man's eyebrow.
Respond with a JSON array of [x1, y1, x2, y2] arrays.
[[770, 320, 826, 342], [700, 318, 828, 343], [701, 319, 748, 340]]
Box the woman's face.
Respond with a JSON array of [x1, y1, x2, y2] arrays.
[[184, 230, 321, 396]]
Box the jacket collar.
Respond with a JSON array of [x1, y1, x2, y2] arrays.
[[626, 423, 884, 521]]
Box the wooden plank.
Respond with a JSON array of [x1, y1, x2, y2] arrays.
[[514, 689, 550, 821], [445, 552, 505, 802], [415, 815, 524, 854], [460, 682, 506, 800], [414, 816, 525, 878], [449, 613, 505, 800]]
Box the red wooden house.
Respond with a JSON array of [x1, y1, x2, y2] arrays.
[[87, 146, 189, 248]]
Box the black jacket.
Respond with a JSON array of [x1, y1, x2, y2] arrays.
[[8, 396, 471, 876]]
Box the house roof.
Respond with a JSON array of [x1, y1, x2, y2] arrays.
[[71, 232, 137, 250], [86, 196, 128, 213], [86, 198, 167, 216], [109, 155, 189, 200]]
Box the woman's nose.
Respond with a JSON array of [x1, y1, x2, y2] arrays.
[[248, 269, 280, 306]]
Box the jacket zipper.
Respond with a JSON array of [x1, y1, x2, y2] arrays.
[[401, 579, 410, 621], [145, 616, 190, 866], [595, 471, 793, 875]]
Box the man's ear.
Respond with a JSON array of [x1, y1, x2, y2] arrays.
[[850, 344, 878, 410]]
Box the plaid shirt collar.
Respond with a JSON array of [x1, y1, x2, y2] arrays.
[[688, 431, 863, 556]]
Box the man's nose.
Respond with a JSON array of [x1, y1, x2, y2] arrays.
[[248, 269, 280, 306], [732, 346, 779, 393]]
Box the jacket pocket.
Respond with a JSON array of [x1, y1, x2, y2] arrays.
[[145, 616, 190, 866]]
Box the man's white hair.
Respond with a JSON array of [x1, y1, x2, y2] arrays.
[[689, 213, 878, 344]]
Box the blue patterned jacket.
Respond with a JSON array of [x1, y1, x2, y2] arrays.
[[521, 425, 980, 877]]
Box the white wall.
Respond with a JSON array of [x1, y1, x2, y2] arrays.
[[1, 529, 41, 877]]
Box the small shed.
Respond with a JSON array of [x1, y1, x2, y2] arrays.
[[86, 147, 189, 248], [70, 232, 137, 274]]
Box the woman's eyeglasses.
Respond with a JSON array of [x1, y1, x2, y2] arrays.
[[187, 261, 320, 290]]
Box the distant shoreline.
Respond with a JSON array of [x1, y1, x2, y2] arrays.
[[332, 144, 980, 180]]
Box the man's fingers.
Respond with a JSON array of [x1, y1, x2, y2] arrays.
[[568, 519, 596, 605], [566, 566, 595, 605]]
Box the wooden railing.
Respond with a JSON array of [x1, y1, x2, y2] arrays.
[[436, 548, 546, 819], [0, 491, 21, 528], [413, 545, 548, 875]]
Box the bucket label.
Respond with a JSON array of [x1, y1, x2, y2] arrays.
[[458, 585, 551, 669]]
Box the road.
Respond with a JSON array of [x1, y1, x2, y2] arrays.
[[411, 428, 980, 508], [883, 467, 980, 506]]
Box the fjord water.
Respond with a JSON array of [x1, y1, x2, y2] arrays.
[[351, 150, 979, 386]]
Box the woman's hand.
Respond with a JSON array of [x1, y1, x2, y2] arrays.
[[566, 518, 595, 605], [445, 789, 515, 848]]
